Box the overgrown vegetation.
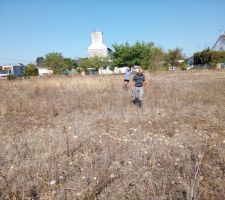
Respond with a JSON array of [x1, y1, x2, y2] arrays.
[[7, 74, 17, 80], [0, 71, 225, 199], [24, 64, 38, 77], [78, 56, 110, 70], [194, 48, 225, 67], [32, 42, 185, 75], [112, 41, 166, 70]]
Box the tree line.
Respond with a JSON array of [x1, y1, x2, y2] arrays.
[[24, 41, 186, 76], [193, 48, 225, 68]]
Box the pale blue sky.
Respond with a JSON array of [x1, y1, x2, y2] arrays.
[[0, 0, 225, 65]]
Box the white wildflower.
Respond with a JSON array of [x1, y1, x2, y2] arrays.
[[129, 128, 137, 132], [50, 180, 56, 185], [69, 162, 73, 165], [77, 193, 81, 196], [110, 174, 116, 178]]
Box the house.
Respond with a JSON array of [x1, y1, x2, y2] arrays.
[[37, 67, 53, 76], [2, 64, 26, 77], [12, 63, 26, 77], [88, 32, 112, 57], [212, 35, 225, 51], [98, 66, 113, 75]]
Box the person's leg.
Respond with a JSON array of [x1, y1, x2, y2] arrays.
[[138, 87, 144, 108], [124, 80, 128, 89], [132, 87, 139, 104]]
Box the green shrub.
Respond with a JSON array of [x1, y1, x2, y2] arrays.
[[7, 74, 17, 80]]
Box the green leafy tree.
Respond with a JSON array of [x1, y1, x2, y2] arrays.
[[0, 66, 2, 71], [79, 58, 90, 70], [112, 42, 136, 68], [193, 49, 225, 67], [194, 48, 211, 65], [24, 64, 38, 77], [150, 47, 165, 70], [64, 58, 78, 70], [166, 48, 184, 70], [44, 52, 66, 74], [79, 56, 109, 70], [112, 41, 163, 70], [88, 56, 109, 69]]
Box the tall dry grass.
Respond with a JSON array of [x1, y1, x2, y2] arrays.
[[0, 70, 225, 200]]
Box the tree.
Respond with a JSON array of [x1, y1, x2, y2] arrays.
[[166, 48, 184, 70], [193, 48, 211, 65], [44, 52, 66, 74], [36, 57, 44, 67], [112, 42, 136, 68], [150, 47, 165, 70], [78, 58, 90, 70], [193, 48, 225, 67], [24, 64, 38, 77], [111, 41, 166, 70], [0, 66, 2, 71], [79, 56, 109, 70], [112, 41, 156, 70], [88, 56, 109, 69], [64, 58, 78, 70]]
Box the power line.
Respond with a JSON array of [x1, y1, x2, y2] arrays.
[[0, 57, 32, 62]]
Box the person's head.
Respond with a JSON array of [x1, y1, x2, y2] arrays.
[[138, 68, 143, 74]]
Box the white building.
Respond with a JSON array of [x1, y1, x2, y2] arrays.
[[88, 32, 112, 57], [212, 35, 225, 51], [37, 67, 53, 76]]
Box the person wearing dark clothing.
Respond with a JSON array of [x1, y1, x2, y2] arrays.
[[132, 68, 145, 107]]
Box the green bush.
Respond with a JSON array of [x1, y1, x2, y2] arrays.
[[7, 74, 17, 80], [24, 64, 38, 77]]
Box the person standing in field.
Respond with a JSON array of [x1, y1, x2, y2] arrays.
[[132, 68, 145, 108], [123, 67, 132, 89]]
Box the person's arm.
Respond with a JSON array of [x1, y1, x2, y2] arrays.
[[132, 75, 136, 87], [143, 75, 147, 90]]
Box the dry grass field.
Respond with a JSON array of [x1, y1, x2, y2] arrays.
[[0, 70, 225, 200]]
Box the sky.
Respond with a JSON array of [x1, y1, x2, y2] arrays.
[[0, 0, 225, 65]]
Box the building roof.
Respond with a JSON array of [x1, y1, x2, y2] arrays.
[[212, 35, 225, 50]]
